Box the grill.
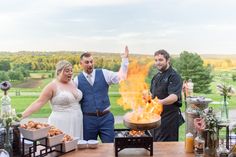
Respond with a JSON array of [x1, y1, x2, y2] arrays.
[[114, 129, 153, 157]]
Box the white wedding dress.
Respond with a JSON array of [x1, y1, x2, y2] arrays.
[[48, 87, 83, 139]]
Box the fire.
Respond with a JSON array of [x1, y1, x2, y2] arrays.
[[118, 59, 163, 123], [129, 130, 145, 137]]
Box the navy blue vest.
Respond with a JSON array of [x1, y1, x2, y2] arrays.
[[77, 69, 110, 113]]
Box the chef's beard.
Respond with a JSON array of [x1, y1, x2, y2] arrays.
[[157, 64, 168, 72]]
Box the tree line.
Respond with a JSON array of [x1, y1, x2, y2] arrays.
[[0, 51, 220, 94], [0, 51, 123, 71], [0, 51, 124, 82]]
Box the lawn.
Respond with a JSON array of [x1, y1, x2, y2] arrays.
[[11, 96, 51, 117], [5, 69, 236, 142], [10, 94, 126, 118]]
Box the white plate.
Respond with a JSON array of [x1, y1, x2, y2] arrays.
[[87, 140, 98, 149], [78, 140, 87, 145], [87, 140, 98, 144], [77, 140, 88, 149]]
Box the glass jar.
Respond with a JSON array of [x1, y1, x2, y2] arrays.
[[194, 132, 205, 157], [220, 96, 229, 122], [1, 94, 11, 116], [4, 126, 13, 157], [204, 131, 218, 157], [228, 152, 236, 157], [216, 139, 229, 157], [185, 96, 212, 139], [0, 149, 9, 157]]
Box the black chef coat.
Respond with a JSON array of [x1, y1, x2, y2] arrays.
[[150, 66, 184, 141]]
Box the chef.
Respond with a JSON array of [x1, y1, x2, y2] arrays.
[[150, 49, 184, 141]]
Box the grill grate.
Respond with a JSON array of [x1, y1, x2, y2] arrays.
[[114, 129, 153, 157]]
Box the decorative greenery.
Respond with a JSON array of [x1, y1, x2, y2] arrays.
[[0, 112, 22, 128], [202, 107, 218, 156], [217, 83, 235, 99], [202, 107, 218, 133]]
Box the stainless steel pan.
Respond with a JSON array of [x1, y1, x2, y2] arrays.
[[123, 112, 161, 130]]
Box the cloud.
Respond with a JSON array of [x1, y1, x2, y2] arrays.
[[205, 24, 236, 31], [1, 0, 236, 54], [45, 0, 145, 7], [65, 18, 94, 23]]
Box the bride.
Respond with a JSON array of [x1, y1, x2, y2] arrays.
[[22, 60, 83, 139]]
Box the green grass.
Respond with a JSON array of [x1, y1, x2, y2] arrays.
[[5, 69, 236, 142], [109, 84, 119, 92], [114, 123, 126, 129], [10, 96, 51, 117], [11, 94, 126, 118], [179, 124, 185, 141], [110, 95, 127, 115]]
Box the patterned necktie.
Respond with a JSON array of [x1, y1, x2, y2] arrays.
[[87, 74, 93, 85]]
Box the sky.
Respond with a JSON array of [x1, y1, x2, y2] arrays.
[[0, 0, 236, 55]]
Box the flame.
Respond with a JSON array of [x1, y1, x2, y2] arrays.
[[129, 130, 145, 136], [118, 59, 163, 123]]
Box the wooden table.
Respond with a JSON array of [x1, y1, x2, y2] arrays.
[[57, 142, 194, 157]]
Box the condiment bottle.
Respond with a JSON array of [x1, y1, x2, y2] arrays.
[[185, 132, 194, 153]]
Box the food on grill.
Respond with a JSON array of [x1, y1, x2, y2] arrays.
[[129, 130, 144, 136], [114, 129, 153, 156]]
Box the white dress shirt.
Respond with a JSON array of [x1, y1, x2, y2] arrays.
[[74, 58, 129, 86], [74, 58, 128, 111]]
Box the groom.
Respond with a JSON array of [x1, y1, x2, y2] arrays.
[[74, 46, 129, 143]]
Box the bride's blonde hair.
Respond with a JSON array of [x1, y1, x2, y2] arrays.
[[55, 60, 72, 76]]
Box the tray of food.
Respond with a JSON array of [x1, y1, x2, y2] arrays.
[[19, 121, 50, 140], [40, 126, 64, 147], [56, 134, 78, 152]]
